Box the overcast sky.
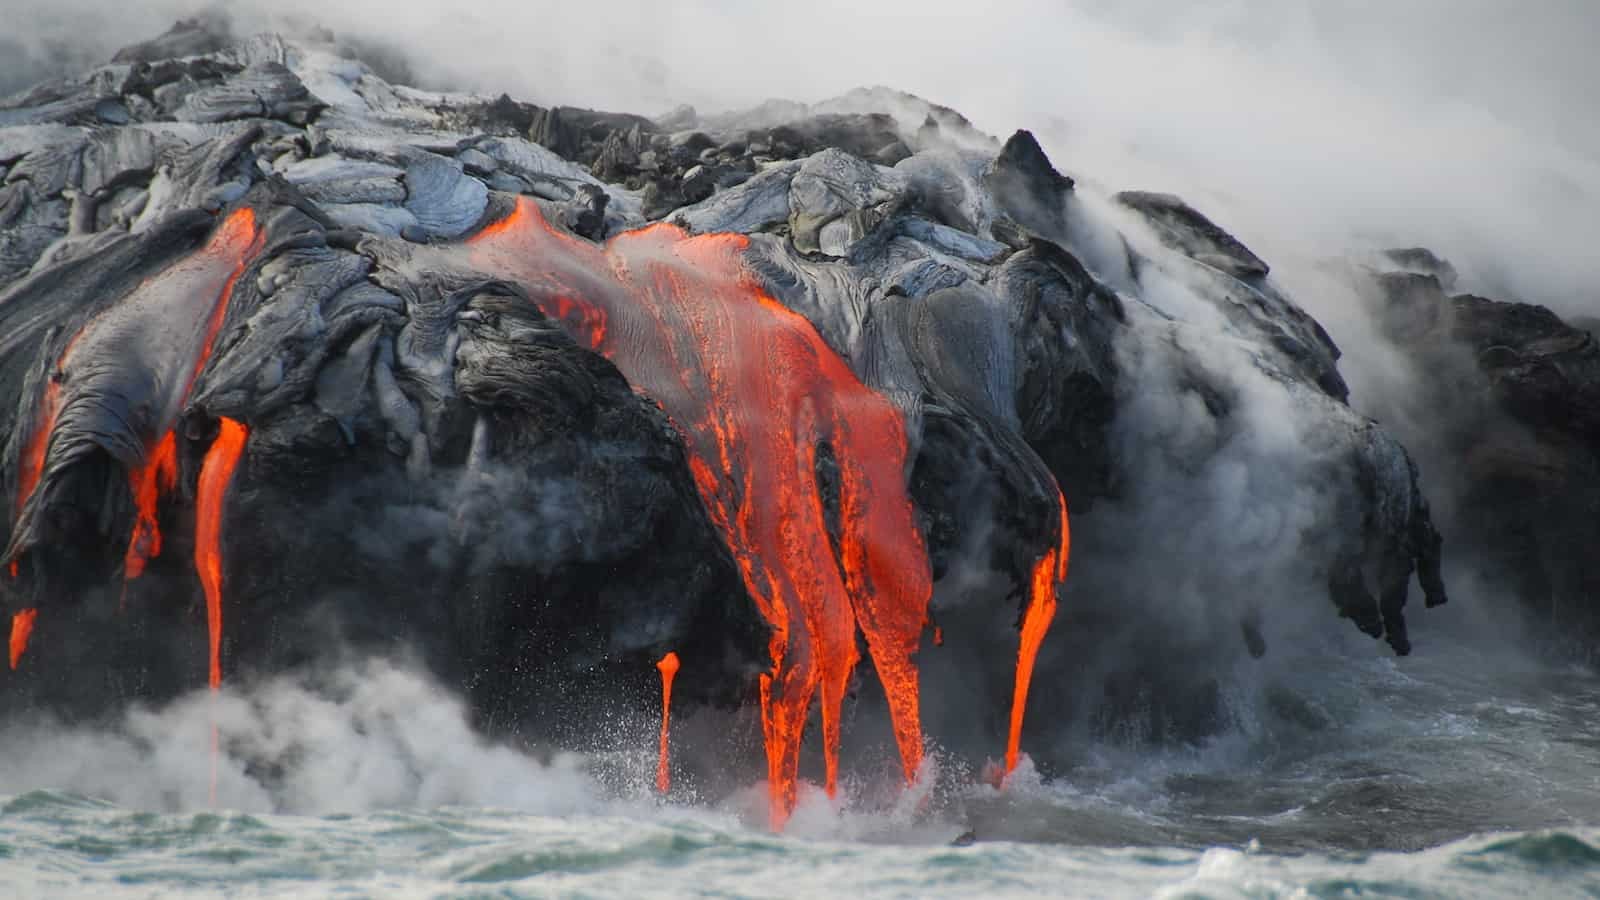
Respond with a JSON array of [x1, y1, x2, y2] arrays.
[[4, 1, 1597, 317]]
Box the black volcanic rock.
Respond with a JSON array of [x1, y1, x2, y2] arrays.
[[1116, 190, 1269, 280], [111, 17, 234, 65], [1360, 256, 1600, 646], [0, 24, 1452, 759]]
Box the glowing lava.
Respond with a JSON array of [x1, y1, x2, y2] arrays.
[[195, 418, 248, 691], [656, 651, 680, 795], [195, 417, 248, 810], [1005, 488, 1070, 775], [8, 608, 36, 670], [2, 207, 262, 672], [467, 198, 933, 828], [123, 431, 179, 581]]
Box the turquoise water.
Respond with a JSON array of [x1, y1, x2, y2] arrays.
[[3, 638, 1599, 898], [2, 794, 1598, 898]]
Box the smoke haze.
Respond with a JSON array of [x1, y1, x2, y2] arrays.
[[5, 0, 1595, 321]]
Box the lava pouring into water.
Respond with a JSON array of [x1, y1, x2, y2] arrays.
[[1006, 488, 1070, 776], [656, 651, 680, 795], [466, 198, 933, 829]]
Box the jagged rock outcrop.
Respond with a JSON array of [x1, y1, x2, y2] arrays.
[[1358, 253, 1600, 646], [0, 19, 1448, 757]]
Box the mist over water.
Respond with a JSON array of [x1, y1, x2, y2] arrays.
[[3, 2, 1600, 895]]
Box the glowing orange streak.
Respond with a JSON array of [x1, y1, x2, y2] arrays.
[[122, 431, 179, 581], [8, 371, 68, 579], [13, 382, 61, 521], [126, 208, 260, 591], [8, 608, 36, 670], [194, 418, 248, 691], [655, 651, 680, 794], [465, 199, 934, 830], [186, 208, 261, 397], [1005, 489, 1070, 775]]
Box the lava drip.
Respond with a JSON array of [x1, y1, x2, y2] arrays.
[[6, 207, 261, 593], [656, 651, 680, 795], [466, 198, 933, 829], [8, 608, 36, 670], [194, 418, 248, 691], [122, 431, 179, 581], [1005, 487, 1071, 775]]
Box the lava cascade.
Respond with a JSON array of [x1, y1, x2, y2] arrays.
[[656, 651, 680, 794], [467, 198, 934, 828], [4, 208, 262, 676], [1006, 489, 1070, 775], [195, 418, 249, 691]]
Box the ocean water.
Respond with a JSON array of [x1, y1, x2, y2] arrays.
[[3, 796, 1598, 898], [3, 637, 1600, 898]]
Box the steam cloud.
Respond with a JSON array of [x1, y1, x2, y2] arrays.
[[5, 0, 1593, 318], [0, 659, 611, 814]]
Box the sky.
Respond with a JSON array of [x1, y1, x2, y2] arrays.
[[3, 1, 1597, 330]]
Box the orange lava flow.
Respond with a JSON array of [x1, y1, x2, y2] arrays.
[[185, 209, 261, 397], [8, 367, 69, 580], [194, 418, 248, 691], [8, 208, 261, 593], [122, 431, 179, 581], [1005, 488, 1070, 775], [14, 382, 61, 522], [125, 207, 259, 588], [467, 198, 932, 829], [656, 651, 680, 794], [8, 608, 36, 670]]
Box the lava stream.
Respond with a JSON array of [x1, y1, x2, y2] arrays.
[[1005, 488, 1070, 775], [195, 418, 248, 691], [8, 608, 36, 670], [123, 432, 179, 581], [467, 198, 933, 829], [656, 651, 680, 794], [7, 207, 262, 598]]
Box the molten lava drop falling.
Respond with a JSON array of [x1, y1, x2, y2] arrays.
[[195, 418, 248, 691], [8, 608, 36, 670], [467, 199, 933, 828], [656, 651, 680, 795], [1005, 489, 1071, 776]]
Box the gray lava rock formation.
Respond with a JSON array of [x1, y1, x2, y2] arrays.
[[1355, 251, 1600, 651], [0, 21, 1455, 763]]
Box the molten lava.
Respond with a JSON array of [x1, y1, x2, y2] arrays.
[[195, 418, 248, 691], [122, 431, 179, 581], [656, 651, 680, 795], [8, 338, 75, 579], [8, 608, 36, 670], [1005, 488, 1070, 775], [468, 198, 933, 828], [3, 207, 262, 674]]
